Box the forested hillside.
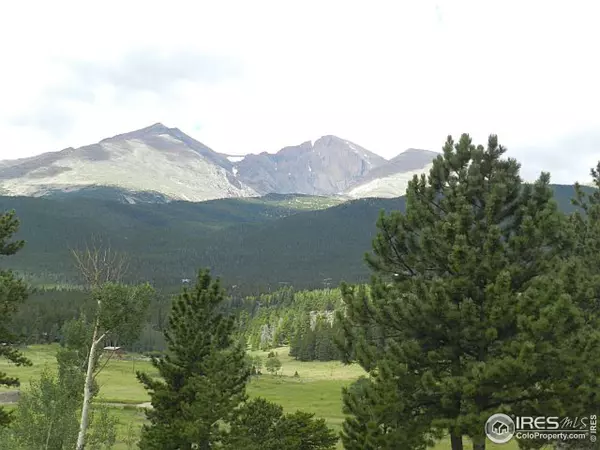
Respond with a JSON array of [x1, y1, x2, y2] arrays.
[[232, 286, 346, 360], [0, 185, 590, 290], [9, 284, 346, 358], [0, 193, 343, 287]]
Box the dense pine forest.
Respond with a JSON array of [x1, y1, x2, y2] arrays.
[[0, 185, 591, 290], [9, 283, 348, 360], [1, 134, 600, 450]]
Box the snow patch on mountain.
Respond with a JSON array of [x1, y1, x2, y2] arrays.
[[345, 163, 435, 198], [346, 141, 373, 164]]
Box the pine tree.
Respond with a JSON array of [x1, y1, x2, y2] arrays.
[[288, 318, 303, 358], [571, 162, 600, 315], [223, 397, 338, 450], [0, 210, 31, 427], [277, 411, 339, 450], [136, 269, 250, 450], [290, 313, 312, 360], [265, 355, 282, 375], [223, 398, 284, 450], [338, 134, 598, 450], [314, 317, 329, 361], [299, 326, 317, 361], [551, 163, 600, 450], [325, 320, 342, 361], [331, 319, 345, 361]]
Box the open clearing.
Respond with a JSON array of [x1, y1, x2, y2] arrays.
[[1, 345, 524, 449]]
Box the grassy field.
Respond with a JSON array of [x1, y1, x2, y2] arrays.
[[0, 344, 524, 449]]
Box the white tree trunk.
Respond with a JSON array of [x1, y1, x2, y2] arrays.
[[75, 319, 102, 450]]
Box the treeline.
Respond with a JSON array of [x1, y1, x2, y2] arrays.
[[8, 286, 170, 353], [235, 287, 348, 361], [8, 283, 351, 361], [1, 185, 591, 292], [0, 193, 385, 290], [1, 257, 339, 449], [289, 316, 344, 361]]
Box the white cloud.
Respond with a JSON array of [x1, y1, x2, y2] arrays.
[[0, 0, 598, 183]]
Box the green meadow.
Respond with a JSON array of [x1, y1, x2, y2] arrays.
[[0, 345, 525, 449]]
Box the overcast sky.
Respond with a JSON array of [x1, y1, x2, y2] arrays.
[[0, 0, 598, 183]]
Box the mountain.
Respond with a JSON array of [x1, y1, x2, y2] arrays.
[[0, 184, 589, 291], [42, 186, 173, 204], [233, 135, 388, 195], [0, 124, 441, 202], [0, 123, 258, 202], [344, 148, 439, 198]]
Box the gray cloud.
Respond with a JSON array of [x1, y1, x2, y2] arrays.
[[65, 48, 242, 94], [10, 101, 76, 138], [10, 47, 243, 138], [43, 83, 98, 104], [510, 130, 600, 184], [435, 4, 444, 25]]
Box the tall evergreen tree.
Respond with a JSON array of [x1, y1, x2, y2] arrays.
[[553, 163, 600, 450], [338, 134, 599, 450], [137, 269, 250, 450], [313, 317, 340, 361], [223, 397, 338, 450], [288, 316, 304, 359], [571, 162, 600, 312], [290, 313, 313, 360], [0, 210, 31, 427], [299, 324, 317, 361]]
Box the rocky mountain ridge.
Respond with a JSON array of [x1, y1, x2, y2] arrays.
[[234, 135, 390, 196], [0, 123, 439, 202]]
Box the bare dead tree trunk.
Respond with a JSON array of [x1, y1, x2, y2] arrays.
[[44, 418, 54, 450], [71, 236, 128, 450], [76, 313, 103, 450], [70, 235, 129, 288]]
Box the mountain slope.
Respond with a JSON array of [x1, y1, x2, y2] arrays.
[[0, 184, 588, 290], [0, 125, 439, 201], [234, 135, 388, 195], [42, 186, 173, 204], [198, 184, 589, 287], [344, 148, 439, 198], [0, 123, 257, 202], [0, 193, 342, 285]]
